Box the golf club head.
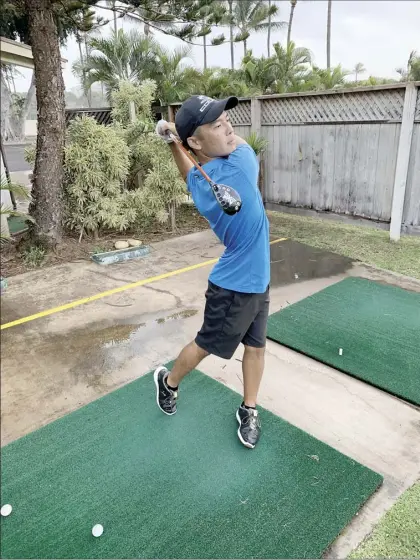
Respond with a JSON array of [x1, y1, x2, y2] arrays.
[[211, 183, 242, 215]]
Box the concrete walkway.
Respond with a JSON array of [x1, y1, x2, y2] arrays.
[[1, 230, 419, 558]]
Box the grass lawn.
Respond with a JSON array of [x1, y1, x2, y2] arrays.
[[350, 480, 420, 558], [268, 212, 420, 280]]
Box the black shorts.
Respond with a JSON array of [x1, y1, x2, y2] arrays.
[[195, 281, 270, 360]]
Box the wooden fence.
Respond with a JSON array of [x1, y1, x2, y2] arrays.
[[65, 83, 420, 239], [215, 83, 420, 239]]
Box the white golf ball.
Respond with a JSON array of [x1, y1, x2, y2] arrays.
[[1, 504, 12, 517], [339, 348, 343, 356], [92, 524, 104, 537]]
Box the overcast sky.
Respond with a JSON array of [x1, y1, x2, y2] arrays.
[[14, 0, 420, 92]]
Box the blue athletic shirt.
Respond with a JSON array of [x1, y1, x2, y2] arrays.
[[186, 143, 270, 294]]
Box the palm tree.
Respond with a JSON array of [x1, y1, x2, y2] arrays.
[[271, 41, 312, 92], [186, 67, 251, 98], [233, 0, 286, 58], [287, 0, 297, 46], [196, 2, 228, 70], [326, 0, 332, 69], [240, 51, 276, 94], [397, 51, 420, 81], [228, 0, 235, 69], [312, 64, 350, 90], [408, 52, 420, 80], [353, 62, 366, 83], [152, 45, 195, 103], [103, 0, 118, 34], [73, 8, 100, 107], [80, 30, 158, 100]]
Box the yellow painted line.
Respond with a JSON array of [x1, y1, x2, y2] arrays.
[[1, 238, 287, 330]]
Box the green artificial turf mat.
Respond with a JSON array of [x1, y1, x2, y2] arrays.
[[267, 277, 420, 406], [1, 369, 382, 559]]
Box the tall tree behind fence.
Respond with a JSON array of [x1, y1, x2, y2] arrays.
[[65, 83, 420, 239]]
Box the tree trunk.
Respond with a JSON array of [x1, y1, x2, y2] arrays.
[[25, 0, 65, 246], [243, 38, 247, 58], [77, 37, 87, 107], [228, 0, 234, 69], [326, 0, 332, 69], [84, 38, 92, 107], [267, 0, 271, 56], [78, 38, 84, 65], [287, 0, 297, 46], [113, 0, 118, 34], [203, 33, 207, 70]]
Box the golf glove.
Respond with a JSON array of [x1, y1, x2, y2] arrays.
[[156, 120, 175, 144]]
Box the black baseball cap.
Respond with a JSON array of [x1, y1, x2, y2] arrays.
[[175, 95, 238, 144]]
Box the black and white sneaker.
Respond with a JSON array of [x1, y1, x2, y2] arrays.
[[154, 366, 178, 415], [236, 405, 261, 449]]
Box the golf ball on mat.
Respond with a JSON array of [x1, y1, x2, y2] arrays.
[[339, 348, 343, 355], [92, 524, 104, 537], [1, 504, 12, 517]]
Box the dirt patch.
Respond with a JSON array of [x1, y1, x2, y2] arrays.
[[1, 204, 209, 278]]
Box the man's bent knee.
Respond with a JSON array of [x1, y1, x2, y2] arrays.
[[192, 340, 210, 359], [244, 344, 265, 356]]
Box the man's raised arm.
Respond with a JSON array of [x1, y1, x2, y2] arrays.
[[155, 120, 194, 182]]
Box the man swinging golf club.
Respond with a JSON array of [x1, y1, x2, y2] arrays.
[[154, 95, 270, 449]]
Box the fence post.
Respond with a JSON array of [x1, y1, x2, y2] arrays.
[[168, 105, 175, 123], [250, 97, 262, 141], [251, 97, 265, 200], [389, 83, 417, 241]]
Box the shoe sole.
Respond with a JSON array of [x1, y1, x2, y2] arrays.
[[154, 366, 177, 416], [236, 410, 256, 449]]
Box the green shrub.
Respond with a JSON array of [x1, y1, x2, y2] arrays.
[[63, 115, 131, 235], [24, 144, 36, 165], [23, 245, 46, 268], [245, 132, 268, 156], [62, 80, 186, 237], [112, 80, 186, 225]]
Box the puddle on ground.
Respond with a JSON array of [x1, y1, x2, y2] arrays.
[[1, 308, 199, 391], [155, 309, 198, 325], [270, 240, 353, 287]]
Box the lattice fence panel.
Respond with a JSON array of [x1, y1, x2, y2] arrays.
[[261, 89, 405, 124], [160, 101, 251, 125], [65, 108, 113, 126], [415, 88, 420, 122], [229, 101, 252, 125]]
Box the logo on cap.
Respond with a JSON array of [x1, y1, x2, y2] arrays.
[[197, 96, 214, 113]]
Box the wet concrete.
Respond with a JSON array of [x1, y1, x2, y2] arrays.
[[1, 229, 420, 558], [270, 239, 354, 287]]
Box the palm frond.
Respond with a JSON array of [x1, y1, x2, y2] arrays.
[[0, 180, 31, 200]]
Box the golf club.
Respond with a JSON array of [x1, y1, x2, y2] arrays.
[[168, 132, 242, 216]]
